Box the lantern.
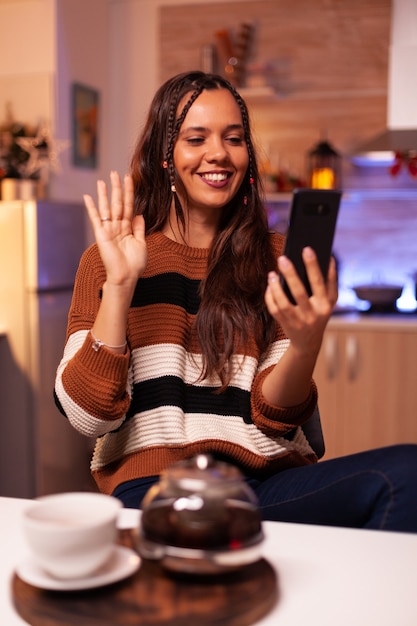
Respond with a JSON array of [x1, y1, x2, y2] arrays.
[[308, 139, 341, 190]]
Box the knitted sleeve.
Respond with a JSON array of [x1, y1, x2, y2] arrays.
[[249, 231, 318, 434], [250, 363, 318, 436], [54, 245, 131, 437]]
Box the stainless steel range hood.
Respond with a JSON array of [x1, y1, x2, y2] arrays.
[[352, 130, 417, 166], [352, 0, 417, 166]]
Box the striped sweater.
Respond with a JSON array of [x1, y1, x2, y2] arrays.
[[55, 231, 318, 495]]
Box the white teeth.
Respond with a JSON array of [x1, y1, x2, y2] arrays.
[[202, 172, 228, 182]]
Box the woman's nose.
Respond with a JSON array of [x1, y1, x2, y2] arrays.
[[205, 138, 228, 161]]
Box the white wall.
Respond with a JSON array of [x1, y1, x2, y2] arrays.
[[53, 0, 110, 200], [388, 0, 417, 127], [0, 0, 55, 124]]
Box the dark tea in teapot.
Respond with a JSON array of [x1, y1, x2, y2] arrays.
[[138, 455, 264, 574]]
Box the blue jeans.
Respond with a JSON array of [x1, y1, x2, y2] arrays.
[[112, 444, 417, 533]]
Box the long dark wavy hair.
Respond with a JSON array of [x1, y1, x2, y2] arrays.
[[130, 71, 276, 390]]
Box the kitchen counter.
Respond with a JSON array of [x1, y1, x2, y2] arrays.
[[329, 312, 417, 331]]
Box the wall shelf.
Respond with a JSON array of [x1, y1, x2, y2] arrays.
[[265, 192, 292, 203], [238, 86, 280, 103]]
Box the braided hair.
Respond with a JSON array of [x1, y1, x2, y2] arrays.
[[130, 71, 276, 389]]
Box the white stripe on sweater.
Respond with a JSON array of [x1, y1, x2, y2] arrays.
[[55, 330, 126, 436], [90, 406, 313, 471]]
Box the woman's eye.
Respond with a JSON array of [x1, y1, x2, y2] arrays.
[[186, 137, 205, 145], [227, 136, 244, 145]]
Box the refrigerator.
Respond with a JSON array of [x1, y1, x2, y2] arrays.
[[0, 199, 96, 498]]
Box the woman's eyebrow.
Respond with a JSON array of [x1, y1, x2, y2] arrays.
[[179, 123, 244, 135]]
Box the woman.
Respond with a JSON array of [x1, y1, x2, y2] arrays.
[[55, 71, 417, 531]]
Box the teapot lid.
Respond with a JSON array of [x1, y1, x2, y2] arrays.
[[161, 454, 244, 492]]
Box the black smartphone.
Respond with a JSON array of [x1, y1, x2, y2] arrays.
[[280, 188, 341, 303]]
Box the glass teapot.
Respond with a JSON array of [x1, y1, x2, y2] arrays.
[[138, 454, 264, 574]]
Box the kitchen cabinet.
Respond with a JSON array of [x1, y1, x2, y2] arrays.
[[314, 315, 417, 459]]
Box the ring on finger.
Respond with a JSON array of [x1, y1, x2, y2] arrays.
[[101, 217, 111, 222]]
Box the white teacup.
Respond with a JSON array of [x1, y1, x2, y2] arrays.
[[22, 492, 122, 580]]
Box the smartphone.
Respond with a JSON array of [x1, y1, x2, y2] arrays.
[[280, 188, 341, 303]]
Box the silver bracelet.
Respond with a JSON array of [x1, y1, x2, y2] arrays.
[[90, 330, 127, 352]]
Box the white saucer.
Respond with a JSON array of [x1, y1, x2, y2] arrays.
[[16, 545, 140, 591]]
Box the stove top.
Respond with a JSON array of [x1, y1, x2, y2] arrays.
[[333, 305, 417, 317]]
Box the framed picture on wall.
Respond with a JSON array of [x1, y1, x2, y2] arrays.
[[71, 83, 99, 169]]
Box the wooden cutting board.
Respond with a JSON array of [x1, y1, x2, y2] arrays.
[[12, 527, 278, 626], [12, 556, 278, 626]]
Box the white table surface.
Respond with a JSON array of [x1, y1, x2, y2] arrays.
[[1, 495, 417, 626]]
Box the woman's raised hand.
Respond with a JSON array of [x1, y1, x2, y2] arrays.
[[83, 171, 148, 287]]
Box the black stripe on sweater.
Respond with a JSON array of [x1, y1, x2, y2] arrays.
[[129, 273, 201, 314], [126, 376, 252, 424]]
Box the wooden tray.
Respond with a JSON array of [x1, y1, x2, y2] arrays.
[[12, 558, 278, 626], [12, 532, 278, 626]]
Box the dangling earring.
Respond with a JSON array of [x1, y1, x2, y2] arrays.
[[163, 158, 176, 192], [244, 171, 254, 205], [169, 172, 176, 193]]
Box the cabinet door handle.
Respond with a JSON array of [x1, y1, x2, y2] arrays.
[[345, 335, 359, 381], [324, 333, 338, 379]]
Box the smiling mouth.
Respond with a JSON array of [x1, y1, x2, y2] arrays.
[[200, 172, 230, 183]]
